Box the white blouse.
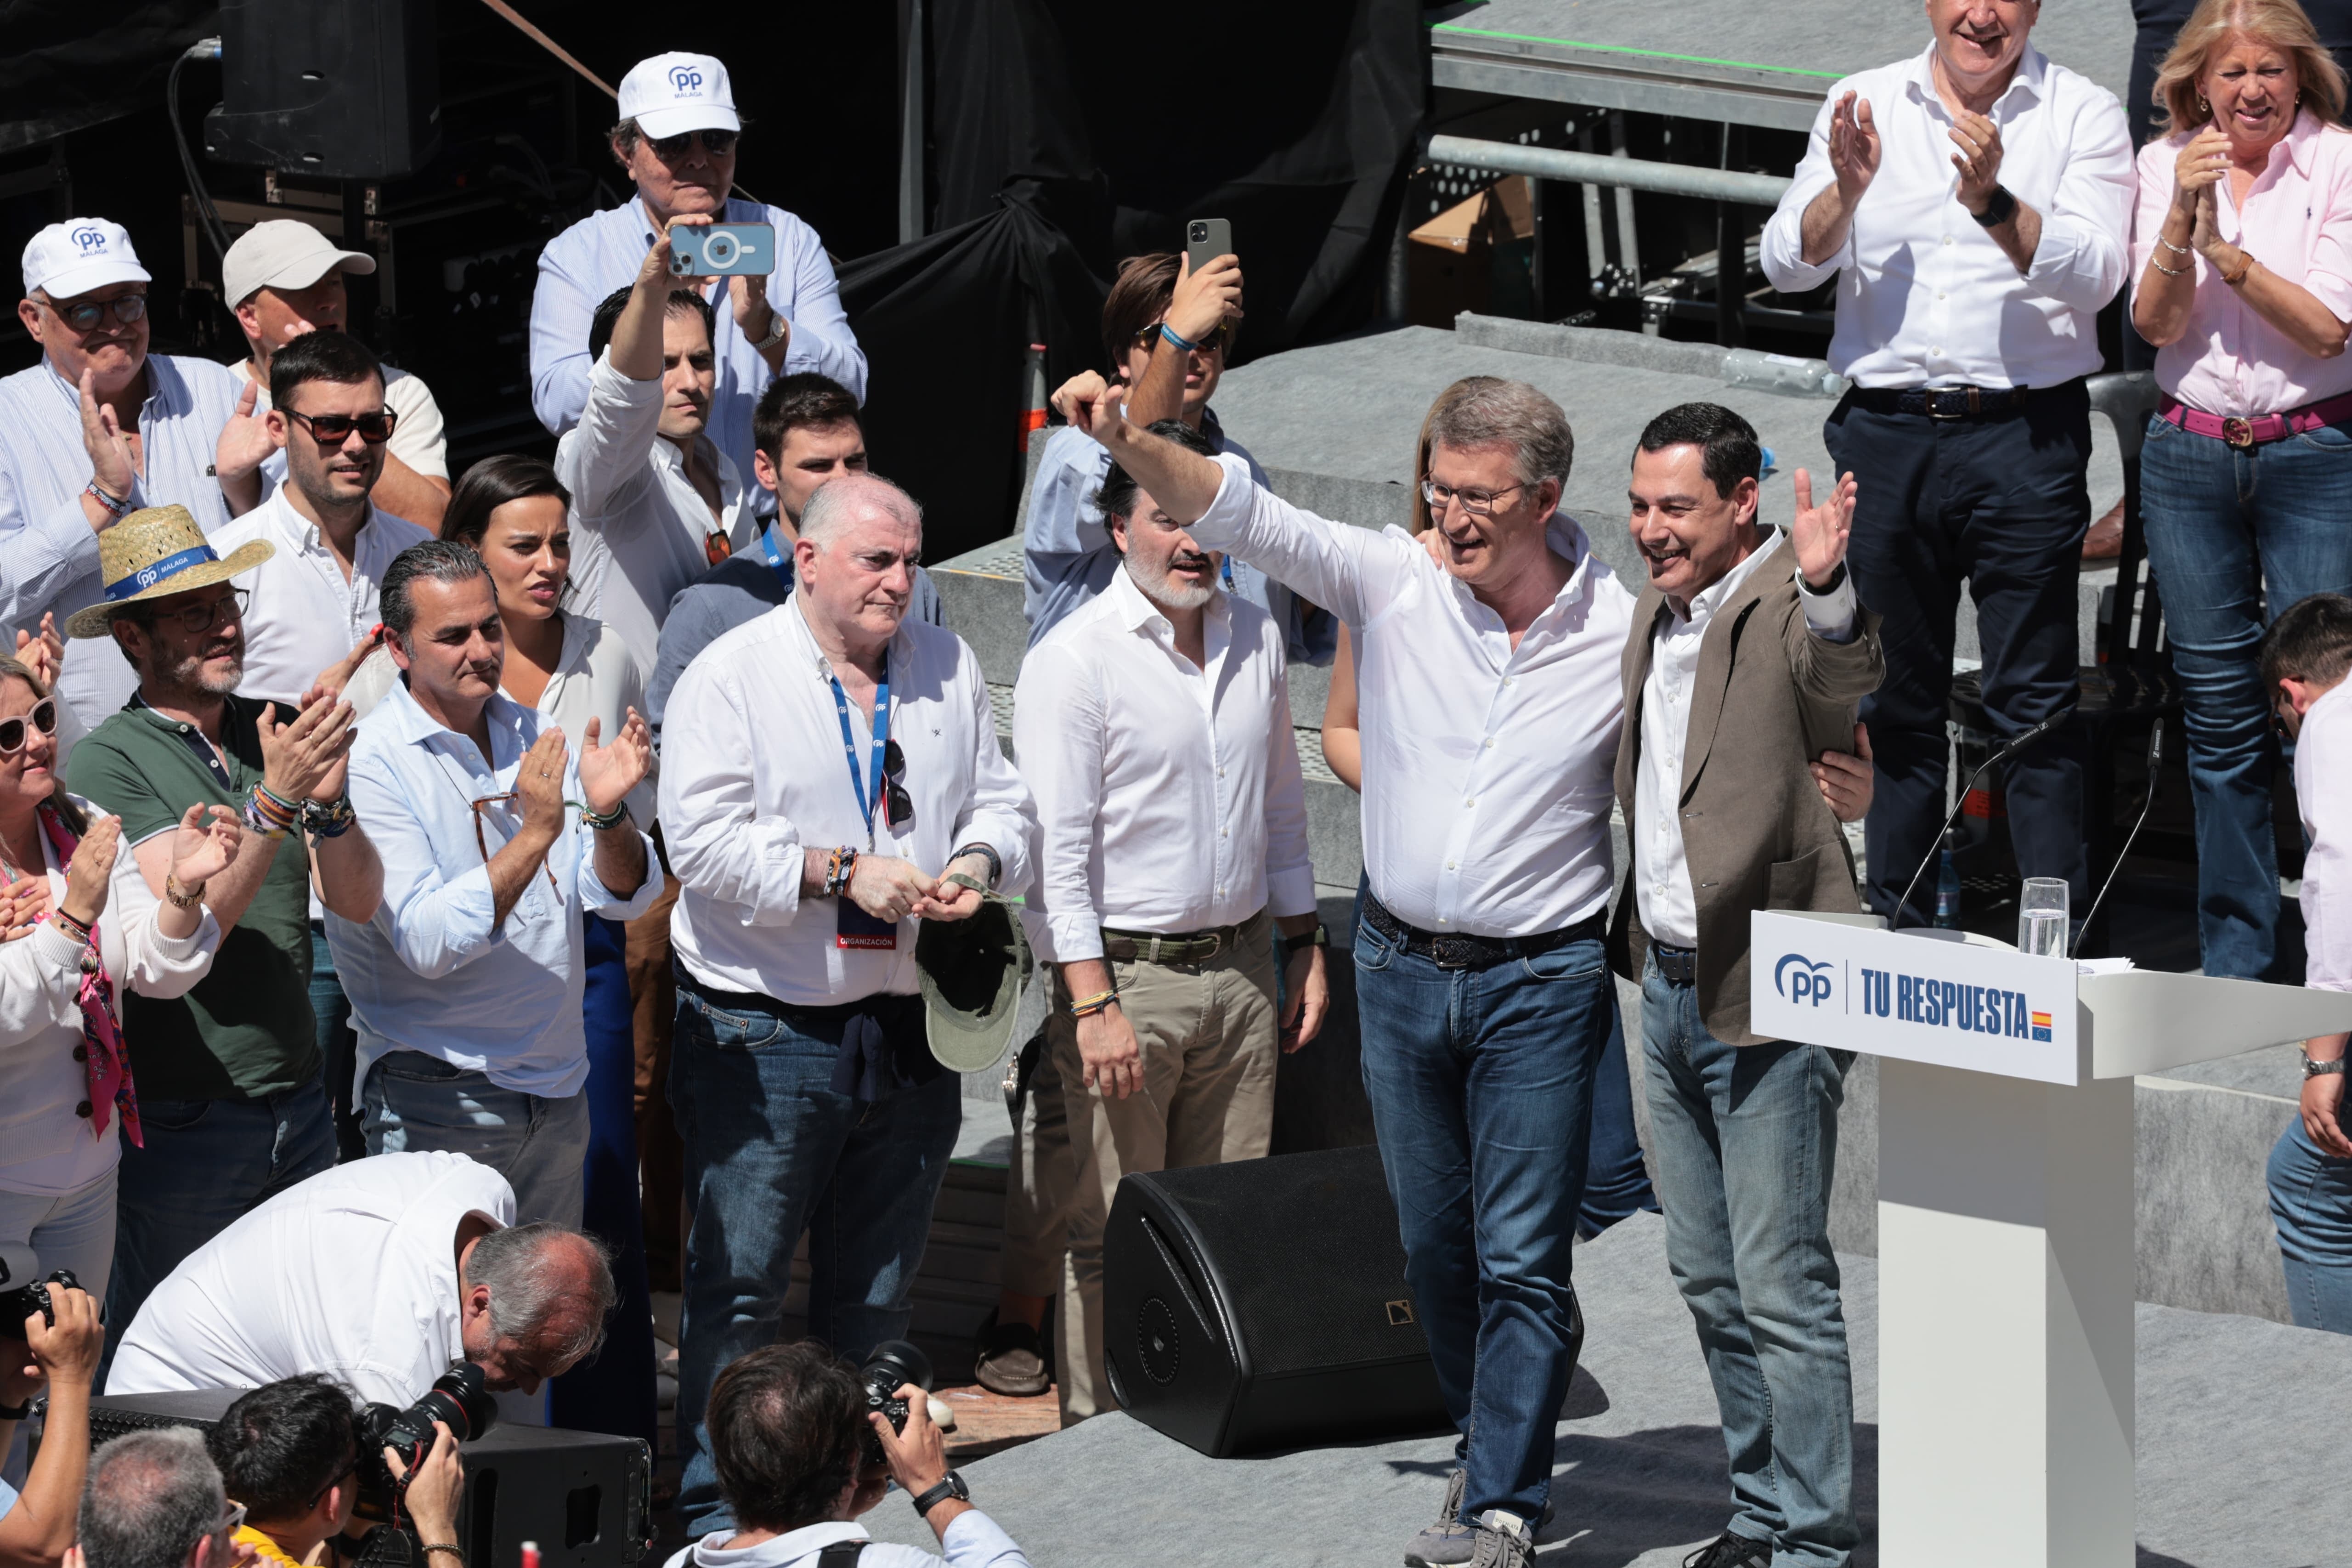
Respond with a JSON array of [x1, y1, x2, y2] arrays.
[[0, 793, 223, 1195]]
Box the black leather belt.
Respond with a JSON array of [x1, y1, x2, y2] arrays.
[[1652, 943, 1699, 987], [1850, 384, 2038, 420], [1360, 890, 1603, 972]]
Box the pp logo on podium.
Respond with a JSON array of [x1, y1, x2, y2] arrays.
[[1775, 954, 1835, 1008]]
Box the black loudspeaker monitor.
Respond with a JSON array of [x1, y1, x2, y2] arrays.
[[204, 0, 440, 180], [1102, 1144, 1459, 1456], [86, 1389, 650, 1568]]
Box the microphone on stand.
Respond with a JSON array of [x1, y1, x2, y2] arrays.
[[1890, 712, 2067, 929], [2077, 718, 2165, 952]]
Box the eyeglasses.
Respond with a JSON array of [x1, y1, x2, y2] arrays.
[[1137, 321, 1232, 357], [471, 793, 562, 897], [880, 738, 913, 829], [287, 408, 399, 446], [134, 589, 248, 638], [1420, 477, 1530, 517], [0, 699, 57, 756], [213, 1501, 249, 1539], [646, 128, 740, 159], [41, 293, 147, 333], [305, 1455, 360, 1511]]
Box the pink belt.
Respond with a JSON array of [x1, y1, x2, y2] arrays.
[[2160, 391, 2352, 447]]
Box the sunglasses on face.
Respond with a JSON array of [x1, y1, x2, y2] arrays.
[[44, 293, 147, 333], [288, 408, 398, 446], [1137, 321, 1232, 357], [646, 128, 739, 159], [880, 738, 913, 828], [0, 698, 57, 756]]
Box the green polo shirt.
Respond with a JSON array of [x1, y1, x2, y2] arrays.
[[67, 695, 318, 1102]]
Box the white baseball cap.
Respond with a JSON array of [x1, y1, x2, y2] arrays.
[[617, 52, 741, 140], [23, 218, 151, 300], [221, 219, 376, 307]]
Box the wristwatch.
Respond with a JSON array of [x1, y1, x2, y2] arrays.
[[1970, 184, 2018, 228], [910, 1471, 970, 1517], [1283, 923, 1329, 958], [1802, 562, 1849, 595], [751, 311, 787, 351], [0, 1400, 30, 1421], [2302, 1054, 2347, 1079]]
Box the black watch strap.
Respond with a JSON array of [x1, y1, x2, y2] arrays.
[[1802, 561, 1849, 595], [0, 1400, 31, 1421], [1282, 923, 1329, 957], [910, 1471, 969, 1517], [1971, 184, 2017, 228]]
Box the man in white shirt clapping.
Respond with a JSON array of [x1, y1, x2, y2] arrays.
[[1760, 0, 2133, 929], [1012, 419, 1330, 1427], [1062, 374, 1629, 1568], [658, 473, 1033, 1537]]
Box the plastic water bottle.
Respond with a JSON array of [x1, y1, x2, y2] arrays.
[[1721, 347, 1846, 399], [1934, 831, 1963, 929]]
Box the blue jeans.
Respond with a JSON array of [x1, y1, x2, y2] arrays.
[[361, 1053, 590, 1227], [1352, 908, 1610, 1525], [105, 1076, 335, 1368], [668, 982, 963, 1535], [2267, 1116, 2352, 1333], [2139, 414, 2352, 979], [310, 924, 366, 1162], [1641, 959, 1857, 1565]]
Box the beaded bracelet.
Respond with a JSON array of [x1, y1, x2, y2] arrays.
[[300, 793, 357, 839]]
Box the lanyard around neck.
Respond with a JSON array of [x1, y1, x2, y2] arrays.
[[762, 529, 792, 594], [827, 651, 890, 850]]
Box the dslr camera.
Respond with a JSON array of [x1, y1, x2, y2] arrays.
[[0, 1262, 81, 1342], [355, 1363, 498, 1521], [857, 1340, 933, 1465]]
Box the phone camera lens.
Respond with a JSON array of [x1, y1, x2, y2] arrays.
[[1189, 223, 1206, 240]]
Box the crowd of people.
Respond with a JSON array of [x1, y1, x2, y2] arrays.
[[2, 0, 2351, 1564]]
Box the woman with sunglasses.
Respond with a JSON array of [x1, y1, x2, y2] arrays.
[[0, 653, 241, 1322], [434, 454, 661, 1451]]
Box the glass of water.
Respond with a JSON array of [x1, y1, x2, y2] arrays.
[[2018, 877, 2069, 958]]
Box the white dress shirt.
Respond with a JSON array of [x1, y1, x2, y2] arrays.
[[1013, 566, 1315, 963], [558, 357, 760, 674], [660, 600, 1036, 1006], [2298, 679, 2352, 994], [1634, 537, 1859, 949], [107, 1150, 514, 1404], [531, 196, 865, 487], [1759, 43, 2133, 388], [327, 681, 660, 1098], [0, 356, 245, 720], [0, 794, 221, 1197], [1187, 458, 1634, 939], [213, 489, 431, 706]]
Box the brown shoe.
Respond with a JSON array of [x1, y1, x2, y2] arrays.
[[973, 1311, 1051, 1397], [2082, 498, 2125, 561]]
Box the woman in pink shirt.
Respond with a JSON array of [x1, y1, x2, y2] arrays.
[[2133, 0, 2352, 981]]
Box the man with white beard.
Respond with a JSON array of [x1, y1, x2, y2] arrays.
[[1011, 417, 1331, 1425]]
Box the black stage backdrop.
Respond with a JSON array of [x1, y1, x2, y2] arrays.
[[1, 1, 217, 153]]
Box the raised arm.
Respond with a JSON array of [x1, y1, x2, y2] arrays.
[[1762, 87, 1872, 289], [557, 228, 686, 523]]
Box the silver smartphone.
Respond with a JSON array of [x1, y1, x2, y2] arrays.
[[1184, 217, 1233, 275], [669, 222, 775, 277]]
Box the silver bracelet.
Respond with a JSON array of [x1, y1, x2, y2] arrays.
[[2151, 256, 2188, 277], [2302, 1055, 2346, 1079], [2157, 234, 2194, 257]]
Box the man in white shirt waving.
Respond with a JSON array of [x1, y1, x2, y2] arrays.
[[658, 473, 1032, 1537], [1063, 374, 1625, 1568], [1759, 0, 2132, 930], [558, 222, 760, 676], [1012, 418, 1330, 1427]]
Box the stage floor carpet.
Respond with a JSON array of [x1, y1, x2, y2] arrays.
[[854, 1209, 2345, 1567]]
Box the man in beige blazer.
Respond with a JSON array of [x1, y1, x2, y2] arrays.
[[1605, 402, 1883, 1568]]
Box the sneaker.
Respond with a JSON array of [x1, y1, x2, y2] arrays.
[[1464, 1511, 1535, 1568], [971, 1309, 1050, 1398], [1403, 1474, 1556, 1567], [1682, 1531, 1773, 1568]]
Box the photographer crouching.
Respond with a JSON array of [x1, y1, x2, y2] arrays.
[[204, 1375, 464, 1568], [669, 1343, 1027, 1568]]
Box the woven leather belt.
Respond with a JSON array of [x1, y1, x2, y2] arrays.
[[1652, 943, 1699, 986], [1100, 916, 1255, 965], [1850, 384, 2035, 420], [2160, 390, 2352, 449], [1360, 890, 1604, 972]]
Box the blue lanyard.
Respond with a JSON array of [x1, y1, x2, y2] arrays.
[[761, 529, 792, 594], [828, 652, 890, 849]]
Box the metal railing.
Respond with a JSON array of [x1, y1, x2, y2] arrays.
[[1425, 133, 1792, 206]]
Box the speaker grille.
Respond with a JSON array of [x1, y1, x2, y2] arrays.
[[1136, 1297, 1182, 1384]]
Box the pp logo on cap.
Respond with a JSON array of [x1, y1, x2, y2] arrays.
[[668, 63, 703, 95], [71, 226, 108, 255]]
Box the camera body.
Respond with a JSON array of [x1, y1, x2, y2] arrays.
[[355, 1363, 498, 1522], [0, 1267, 81, 1342], [857, 1340, 933, 1465], [669, 222, 775, 278]]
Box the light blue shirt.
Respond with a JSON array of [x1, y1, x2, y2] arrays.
[[530, 196, 866, 490], [326, 679, 661, 1098], [1019, 416, 1336, 667], [0, 355, 245, 720]]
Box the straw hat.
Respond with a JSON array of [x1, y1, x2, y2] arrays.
[[64, 505, 274, 641]]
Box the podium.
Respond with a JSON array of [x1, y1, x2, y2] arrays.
[[1750, 911, 2352, 1567]]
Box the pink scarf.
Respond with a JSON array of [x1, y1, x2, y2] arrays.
[[36, 802, 141, 1147]]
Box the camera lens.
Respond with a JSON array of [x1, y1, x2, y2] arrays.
[[1189, 223, 1206, 241]]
